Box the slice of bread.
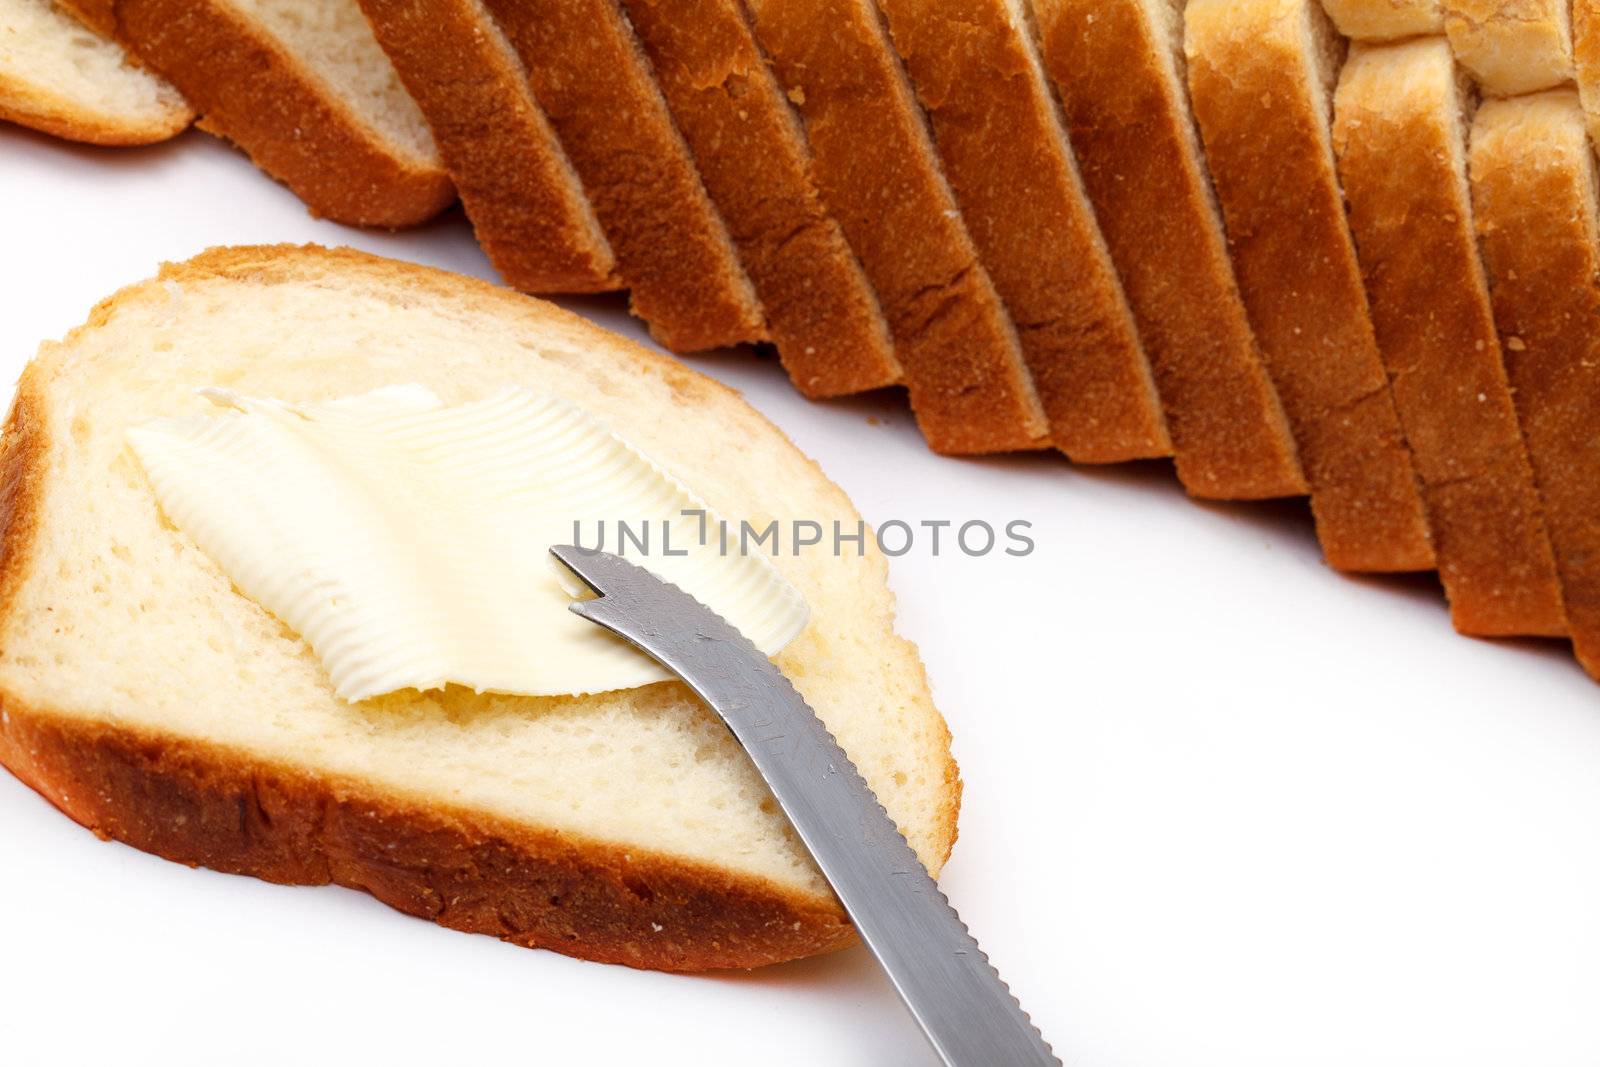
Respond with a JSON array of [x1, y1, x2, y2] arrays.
[[1031, 0, 1306, 498], [1321, 0, 1442, 38], [355, 0, 618, 293], [60, 0, 453, 227], [1185, 0, 1433, 573], [876, 0, 1171, 464], [744, 0, 1049, 455], [620, 0, 901, 397], [1469, 90, 1600, 678], [478, 0, 765, 354], [1442, 0, 1575, 96], [1334, 39, 1565, 636], [0, 0, 190, 145], [0, 244, 959, 972]]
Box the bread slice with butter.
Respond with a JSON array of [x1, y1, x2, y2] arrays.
[[0, 0, 191, 145], [0, 244, 959, 971]]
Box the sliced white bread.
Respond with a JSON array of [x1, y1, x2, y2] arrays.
[[0, 0, 189, 145], [875, 0, 1171, 464], [1320, 0, 1442, 38], [1442, 0, 1575, 96], [620, 0, 902, 397], [476, 0, 766, 353], [355, 0, 618, 293], [1334, 39, 1565, 636], [1469, 90, 1600, 679], [1185, 0, 1433, 573], [1031, 0, 1306, 498], [59, 0, 452, 228], [744, 0, 1049, 455], [0, 244, 959, 972]]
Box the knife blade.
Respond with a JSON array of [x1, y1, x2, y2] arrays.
[[550, 545, 1059, 1066]]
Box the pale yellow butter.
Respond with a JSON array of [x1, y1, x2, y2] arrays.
[[127, 386, 808, 702]]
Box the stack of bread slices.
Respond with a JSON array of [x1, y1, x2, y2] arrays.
[[8, 0, 1600, 679]]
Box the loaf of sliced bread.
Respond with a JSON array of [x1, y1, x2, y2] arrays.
[[1031, 0, 1305, 498], [744, 0, 1048, 455], [1469, 90, 1600, 677], [1185, 0, 1433, 573], [1321, 0, 1442, 38], [59, 0, 452, 227], [1334, 39, 1565, 636], [620, 0, 900, 397], [0, 0, 190, 145], [875, 0, 1170, 464], [355, 0, 617, 293], [0, 245, 959, 971], [1442, 0, 1574, 96], [477, 0, 765, 353]]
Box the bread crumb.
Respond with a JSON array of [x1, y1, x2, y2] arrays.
[[787, 86, 805, 105], [1506, 336, 1527, 351]]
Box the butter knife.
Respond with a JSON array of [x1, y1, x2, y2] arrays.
[[551, 546, 1058, 1066]]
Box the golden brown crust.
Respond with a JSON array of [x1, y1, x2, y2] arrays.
[[1443, 0, 1574, 97], [1033, 0, 1307, 498], [622, 0, 901, 397], [0, 244, 961, 971], [1321, 0, 1444, 40], [1334, 43, 1566, 636], [87, 0, 454, 228], [1469, 91, 1600, 676], [356, 0, 618, 292], [745, 0, 1049, 455], [1184, 0, 1433, 572], [479, 0, 765, 353], [0, 699, 858, 971], [878, 0, 1171, 464]]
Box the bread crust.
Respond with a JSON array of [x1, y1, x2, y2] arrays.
[[73, 0, 454, 227], [356, 0, 618, 293], [479, 0, 766, 353], [621, 0, 899, 397], [1571, 0, 1600, 145], [877, 0, 1171, 464], [0, 4, 192, 147], [0, 73, 185, 146], [745, 0, 1049, 455], [1469, 91, 1600, 677], [0, 700, 856, 971], [1334, 40, 1565, 636], [1032, 0, 1306, 498], [1443, 0, 1574, 97], [1321, 0, 1443, 39], [1185, 0, 1433, 572], [0, 244, 960, 971]]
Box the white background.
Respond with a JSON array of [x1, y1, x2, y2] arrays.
[[4, 123, 1600, 1067]]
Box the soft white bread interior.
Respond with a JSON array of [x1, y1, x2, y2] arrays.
[[0, 245, 959, 972], [57, 0, 453, 227], [0, 0, 190, 145], [1320, 0, 1442, 39], [1442, 0, 1575, 96], [227, 0, 435, 166]]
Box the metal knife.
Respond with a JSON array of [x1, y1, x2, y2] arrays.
[[551, 546, 1059, 1067]]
